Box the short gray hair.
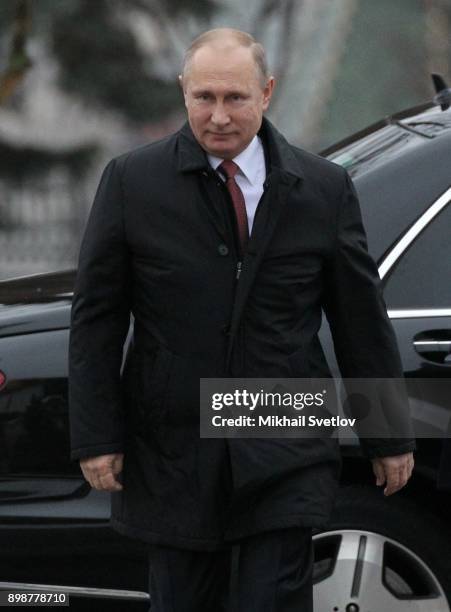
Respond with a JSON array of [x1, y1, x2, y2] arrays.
[[182, 28, 270, 88]]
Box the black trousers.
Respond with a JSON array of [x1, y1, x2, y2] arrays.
[[147, 527, 313, 612]]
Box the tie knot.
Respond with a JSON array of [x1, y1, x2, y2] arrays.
[[219, 160, 239, 180]]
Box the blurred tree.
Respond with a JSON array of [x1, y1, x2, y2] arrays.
[[0, 0, 32, 106], [0, 0, 215, 120], [50, 0, 216, 123], [424, 0, 451, 82], [252, 0, 300, 106], [317, 0, 431, 150], [0, 0, 217, 188]]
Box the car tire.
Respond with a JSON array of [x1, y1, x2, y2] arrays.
[[313, 484, 451, 611]]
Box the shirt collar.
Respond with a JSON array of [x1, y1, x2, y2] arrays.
[[207, 135, 264, 186]]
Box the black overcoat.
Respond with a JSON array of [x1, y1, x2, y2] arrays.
[[69, 118, 415, 550]]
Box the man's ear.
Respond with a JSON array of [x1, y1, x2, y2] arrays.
[[262, 76, 275, 111], [179, 74, 188, 107]]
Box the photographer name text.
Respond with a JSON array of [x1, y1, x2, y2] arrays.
[[211, 415, 356, 428]]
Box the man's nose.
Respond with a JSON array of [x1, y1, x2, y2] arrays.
[[211, 103, 230, 127]]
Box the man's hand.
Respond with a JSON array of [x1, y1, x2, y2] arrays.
[[80, 453, 124, 492], [371, 452, 414, 496]]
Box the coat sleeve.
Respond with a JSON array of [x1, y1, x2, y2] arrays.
[[322, 169, 416, 459], [69, 157, 132, 461]]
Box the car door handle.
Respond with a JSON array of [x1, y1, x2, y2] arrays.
[[413, 331, 451, 365], [414, 339, 451, 352]]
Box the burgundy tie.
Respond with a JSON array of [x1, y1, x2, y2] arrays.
[[218, 160, 249, 252]]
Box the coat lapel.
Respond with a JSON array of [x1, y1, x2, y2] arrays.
[[226, 118, 305, 367], [177, 122, 229, 243]]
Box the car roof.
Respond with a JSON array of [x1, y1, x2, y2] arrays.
[[0, 270, 74, 335], [0, 270, 75, 305], [323, 104, 451, 261]]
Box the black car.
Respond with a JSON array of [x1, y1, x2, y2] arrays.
[[1, 93, 451, 611]]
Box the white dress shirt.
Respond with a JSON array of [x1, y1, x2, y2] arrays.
[[207, 135, 266, 234]]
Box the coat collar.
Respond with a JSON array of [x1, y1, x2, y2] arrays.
[[177, 117, 305, 181]]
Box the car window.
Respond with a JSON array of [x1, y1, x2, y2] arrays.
[[383, 201, 451, 308], [327, 125, 419, 178]]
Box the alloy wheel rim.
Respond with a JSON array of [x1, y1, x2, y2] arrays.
[[313, 529, 449, 611]]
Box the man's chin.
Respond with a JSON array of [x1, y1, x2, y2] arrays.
[[203, 138, 240, 159]]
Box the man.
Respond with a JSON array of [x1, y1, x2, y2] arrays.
[[69, 28, 415, 611]]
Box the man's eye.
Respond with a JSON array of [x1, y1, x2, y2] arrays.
[[196, 94, 210, 101]]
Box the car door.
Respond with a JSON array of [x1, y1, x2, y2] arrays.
[[0, 322, 148, 609], [380, 190, 451, 478]]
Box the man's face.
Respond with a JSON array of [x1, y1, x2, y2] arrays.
[[181, 45, 274, 159]]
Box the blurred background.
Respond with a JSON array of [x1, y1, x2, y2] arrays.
[[0, 0, 450, 279]]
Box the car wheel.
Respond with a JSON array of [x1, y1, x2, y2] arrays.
[[313, 484, 451, 611]]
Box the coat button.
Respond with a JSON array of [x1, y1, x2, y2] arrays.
[[222, 324, 230, 336], [218, 244, 229, 256]]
